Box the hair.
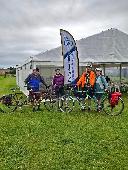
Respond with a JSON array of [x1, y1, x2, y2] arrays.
[[36, 67, 39, 72], [55, 68, 60, 71]]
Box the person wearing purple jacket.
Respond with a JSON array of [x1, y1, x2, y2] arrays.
[[52, 68, 64, 97]]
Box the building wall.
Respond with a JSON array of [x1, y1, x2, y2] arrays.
[[37, 65, 85, 85], [0, 69, 10, 75]]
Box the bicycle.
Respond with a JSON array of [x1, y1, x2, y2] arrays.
[[39, 86, 59, 112], [20, 85, 44, 112], [102, 91, 124, 116], [22, 85, 58, 112], [40, 85, 74, 113], [58, 86, 75, 113], [60, 85, 93, 112], [63, 86, 124, 115], [0, 87, 23, 113]]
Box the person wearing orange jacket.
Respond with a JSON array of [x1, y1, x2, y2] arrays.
[[77, 63, 95, 88], [77, 63, 96, 110]]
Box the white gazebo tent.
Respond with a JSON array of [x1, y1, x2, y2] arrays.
[[16, 28, 128, 95], [36, 28, 128, 80]]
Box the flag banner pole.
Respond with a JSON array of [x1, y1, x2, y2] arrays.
[[60, 29, 79, 85]]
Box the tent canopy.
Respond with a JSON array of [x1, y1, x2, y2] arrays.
[[35, 28, 128, 65]]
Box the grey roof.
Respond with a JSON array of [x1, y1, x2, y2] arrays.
[[35, 28, 128, 64]]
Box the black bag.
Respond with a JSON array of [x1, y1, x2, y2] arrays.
[[2, 95, 12, 105], [27, 84, 31, 90]]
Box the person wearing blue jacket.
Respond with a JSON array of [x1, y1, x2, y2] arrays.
[[25, 68, 48, 102], [94, 68, 108, 111], [25, 68, 47, 92]]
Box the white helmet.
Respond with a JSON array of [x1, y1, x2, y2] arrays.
[[86, 62, 92, 68], [95, 68, 102, 71]]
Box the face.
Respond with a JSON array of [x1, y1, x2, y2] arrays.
[[96, 70, 100, 75], [56, 69, 60, 74], [33, 69, 38, 75], [86, 66, 91, 72]]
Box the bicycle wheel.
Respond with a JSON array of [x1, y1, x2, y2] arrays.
[[89, 97, 98, 112], [74, 97, 86, 111], [44, 94, 59, 112], [30, 98, 38, 112], [103, 97, 124, 116], [59, 95, 74, 113], [0, 95, 17, 113], [27, 92, 41, 112], [14, 93, 26, 111]]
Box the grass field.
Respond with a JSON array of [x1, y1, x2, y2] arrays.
[[0, 76, 128, 170]]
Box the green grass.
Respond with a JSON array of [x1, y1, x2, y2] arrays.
[[0, 76, 16, 95], [0, 76, 128, 169]]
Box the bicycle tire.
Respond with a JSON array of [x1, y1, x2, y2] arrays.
[[32, 99, 40, 112], [59, 95, 75, 113], [0, 95, 17, 113], [44, 94, 59, 112], [103, 97, 124, 116]]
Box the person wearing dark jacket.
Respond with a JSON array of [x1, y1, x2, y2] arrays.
[[25, 68, 47, 92], [25, 68, 48, 101], [94, 68, 108, 112], [52, 68, 64, 97]]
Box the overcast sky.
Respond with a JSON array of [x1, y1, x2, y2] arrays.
[[0, 0, 128, 67]]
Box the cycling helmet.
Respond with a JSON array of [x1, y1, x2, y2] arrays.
[[95, 68, 102, 71], [86, 62, 92, 68]]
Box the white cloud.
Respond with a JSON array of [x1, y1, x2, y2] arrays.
[[0, 0, 128, 67]]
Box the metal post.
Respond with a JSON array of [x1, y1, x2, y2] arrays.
[[103, 64, 106, 76], [119, 63, 122, 84]]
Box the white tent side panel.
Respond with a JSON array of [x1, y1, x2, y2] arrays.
[[16, 62, 32, 95], [16, 60, 63, 95]]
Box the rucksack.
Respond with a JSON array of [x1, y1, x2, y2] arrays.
[[110, 92, 121, 107]]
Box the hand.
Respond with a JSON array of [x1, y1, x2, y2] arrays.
[[86, 84, 92, 88], [104, 89, 108, 92], [46, 85, 51, 89], [53, 84, 57, 88]]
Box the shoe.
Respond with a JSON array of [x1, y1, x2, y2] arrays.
[[37, 107, 42, 111], [97, 109, 101, 112], [97, 105, 101, 112], [88, 107, 91, 111], [81, 105, 85, 111], [33, 107, 35, 112]]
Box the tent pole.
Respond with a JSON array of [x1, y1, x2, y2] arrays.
[[103, 64, 106, 76], [119, 63, 122, 84]]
